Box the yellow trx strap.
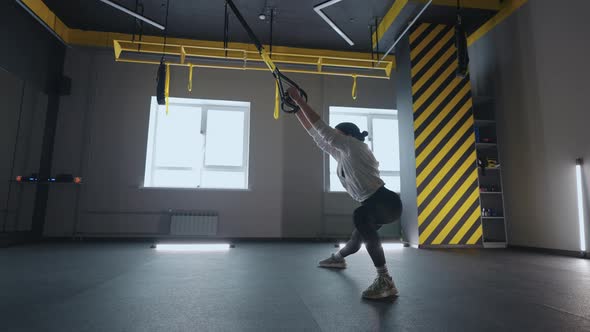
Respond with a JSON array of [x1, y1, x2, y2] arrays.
[[274, 80, 280, 120], [188, 64, 194, 92], [260, 51, 277, 72], [165, 63, 171, 115], [262, 50, 280, 120], [352, 75, 358, 100]]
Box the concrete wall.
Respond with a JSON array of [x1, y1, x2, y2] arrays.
[[394, 34, 419, 245], [45, 47, 402, 238], [0, 2, 64, 235], [0, 70, 49, 233], [469, 0, 590, 251], [0, 1, 65, 93]]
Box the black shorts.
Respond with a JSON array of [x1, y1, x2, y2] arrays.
[[360, 186, 403, 225]]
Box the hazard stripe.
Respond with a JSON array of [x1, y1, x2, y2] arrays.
[[418, 152, 477, 228], [410, 24, 437, 49], [415, 95, 472, 162], [410, 23, 482, 246], [412, 45, 457, 95], [410, 25, 448, 62], [409, 23, 430, 44], [411, 28, 455, 78], [419, 175, 478, 242], [417, 131, 475, 204], [416, 116, 474, 188], [412, 61, 459, 114], [431, 190, 480, 244], [457, 212, 481, 244], [415, 82, 471, 148], [449, 207, 482, 244], [466, 226, 483, 245]]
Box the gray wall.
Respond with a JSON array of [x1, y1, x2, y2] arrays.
[[469, 0, 590, 251], [393, 34, 419, 245], [0, 69, 48, 233], [0, 2, 65, 235], [45, 47, 402, 238], [0, 1, 65, 93]]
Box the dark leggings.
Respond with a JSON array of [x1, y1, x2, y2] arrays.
[[339, 186, 402, 267]]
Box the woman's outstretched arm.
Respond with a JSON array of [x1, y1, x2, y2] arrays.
[[288, 87, 347, 152]]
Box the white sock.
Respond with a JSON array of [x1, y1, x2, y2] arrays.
[[376, 265, 390, 277], [334, 252, 344, 260]]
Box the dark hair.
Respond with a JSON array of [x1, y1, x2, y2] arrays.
[[335, 122, 369, 142]]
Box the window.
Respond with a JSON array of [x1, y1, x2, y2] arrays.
[[328, 106, 400, 192], [144, 97, 250, 189]]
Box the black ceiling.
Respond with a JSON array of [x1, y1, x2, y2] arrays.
[[42, 0, 496, 52]]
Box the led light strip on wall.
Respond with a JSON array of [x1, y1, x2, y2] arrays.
[[575, 158, 587, 253]]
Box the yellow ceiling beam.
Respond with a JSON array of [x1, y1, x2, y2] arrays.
[[113, 39, 393, 79], [91, 31, 395, 70], [467, 0, 528, 46], [373, 0, 525, 50], [115, 58, 391, 80], [19, 0, 69, 42], [372, 0, 408, 48], [415, 0, 502, 11], [18, 0, 394, 78], [372, 0, 502, 47]]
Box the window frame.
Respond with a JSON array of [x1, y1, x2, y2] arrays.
[[326, 107, 399, 193], [143, 97, 250, 190]]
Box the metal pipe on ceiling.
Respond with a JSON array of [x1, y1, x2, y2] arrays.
[[98, 0, 165, 30]]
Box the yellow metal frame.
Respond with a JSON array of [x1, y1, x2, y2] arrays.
[[114, 40, 394, 79], [372, 0, 409, 47], [467, 0, 528, 46], [373, 0, 523, 48], [17, 0, 394, 81], [415, 0, 502, 11], [18, 0, 522, 79], [19, 0, 69, 41]]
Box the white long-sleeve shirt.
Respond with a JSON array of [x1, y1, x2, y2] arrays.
[[308, 119, 384, 202]]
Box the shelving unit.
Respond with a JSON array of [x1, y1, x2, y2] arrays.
[[473, 97, 508, 248]]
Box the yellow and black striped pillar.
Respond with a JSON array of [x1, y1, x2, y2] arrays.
[[409, 23, 482, 246]]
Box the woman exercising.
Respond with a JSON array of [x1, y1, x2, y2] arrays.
[[287, 87, 403, 300]]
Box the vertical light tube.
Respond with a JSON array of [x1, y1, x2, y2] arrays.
[[576, 158, 586, 252]]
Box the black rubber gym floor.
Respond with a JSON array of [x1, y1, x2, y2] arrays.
[[1, 242, 589, 331]]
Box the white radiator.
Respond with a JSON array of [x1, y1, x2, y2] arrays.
[[170, 212, 218, 236]]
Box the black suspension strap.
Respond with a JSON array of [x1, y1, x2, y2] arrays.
[[455, 0, 469, 78], [162, 0, 170, 60], [156, 0, 171, 110], [269, 8, 273, 58], [225, 0, 307, 114], [224, 1, 229, 58], [374, 17, 380, 60], [369, 23, 375, 67], [132, 0, 144, 51]]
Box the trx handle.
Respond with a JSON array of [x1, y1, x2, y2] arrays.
[[273, 68, 307, 113], [225, 0, 307, 114]]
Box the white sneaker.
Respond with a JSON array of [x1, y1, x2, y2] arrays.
[[318, 254, 347, 269], [362, 275, 399, 299]]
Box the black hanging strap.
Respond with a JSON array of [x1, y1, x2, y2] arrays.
[[269, 9, 273, 57], [225, 0, 307, 113], [224, 1, 229, 57]]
